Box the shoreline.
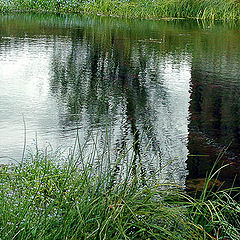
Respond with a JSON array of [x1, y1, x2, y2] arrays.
[[1, 0, 240, 21], [0, 149, 240, 239]]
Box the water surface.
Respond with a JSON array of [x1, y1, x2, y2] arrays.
[[0, 14, 240, 186]]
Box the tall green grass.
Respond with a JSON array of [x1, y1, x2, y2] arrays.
[[0, 0, 240, 20], [0, 138, 239, 239]]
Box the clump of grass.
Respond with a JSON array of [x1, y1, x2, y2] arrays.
[[0, 141, 239, 239], [0, 0, 240, 20]]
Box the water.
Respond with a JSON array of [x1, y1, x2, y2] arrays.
[[0, 14, 240, 186]]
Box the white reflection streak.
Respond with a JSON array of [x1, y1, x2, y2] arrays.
[[153, 55, 191, 186]]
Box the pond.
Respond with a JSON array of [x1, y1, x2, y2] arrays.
[[0, 13, 240, 187]]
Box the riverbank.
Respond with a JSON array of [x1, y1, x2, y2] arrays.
[[1, 0, 240, 21], [0, 148, 239, 239]]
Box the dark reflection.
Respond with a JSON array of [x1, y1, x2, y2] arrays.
[[188, 58, 240, 185]]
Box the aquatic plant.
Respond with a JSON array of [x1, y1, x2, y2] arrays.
[[0, 139, 239, 239], [0, 0, 240, 20]]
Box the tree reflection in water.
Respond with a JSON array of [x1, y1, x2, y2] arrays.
[[49, 19, 189, 186]]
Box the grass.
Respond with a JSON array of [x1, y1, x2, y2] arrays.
[[0, 135, 240, 240], [0, 0, 240, 21]]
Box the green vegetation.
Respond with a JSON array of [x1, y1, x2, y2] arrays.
[[0, 139, 239, 240], [0, 0, 240, 20], [0, 6, 240, 240]]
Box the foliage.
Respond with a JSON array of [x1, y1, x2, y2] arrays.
[[0, 0, 240, 20], [0, 143, 239, 239]]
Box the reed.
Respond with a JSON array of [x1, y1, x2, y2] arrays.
[[0, 141, 239, 239], [0, 0, 240, 20]]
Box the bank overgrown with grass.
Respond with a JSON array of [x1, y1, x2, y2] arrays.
[[0, 0, 240, 20], [0, 144, 240, 240]]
